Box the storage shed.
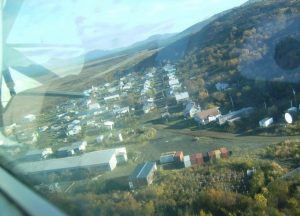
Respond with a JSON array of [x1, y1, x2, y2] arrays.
[[128, 162, 157, 189], [259, 117, 273, 128], [160, 151, 176, 164], [184, 155, 191, 168], [190, 153, 204, 166], [220, 147, 229, 159]]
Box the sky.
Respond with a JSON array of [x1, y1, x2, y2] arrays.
[[2, 0, 248, 106], [7, 0, 248, 53]]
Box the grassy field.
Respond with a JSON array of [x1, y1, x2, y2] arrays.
[[125, 121, 300, 162]]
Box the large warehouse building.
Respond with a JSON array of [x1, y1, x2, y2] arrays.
[[15, 147, 127, 175]]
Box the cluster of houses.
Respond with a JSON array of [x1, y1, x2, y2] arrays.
[[17, 141, 88, 162], [128, 147, 231, 189], [164, 64, 190, 104], [183, 147, 230, 168], [3, 117, 40, 145], [23, 73, 141, 147], [183, 101, 255, 126], [157, 147, 231, 168], [141, 69, 157, 114]]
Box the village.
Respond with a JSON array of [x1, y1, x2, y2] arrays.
[[3, 63, 300, 193]]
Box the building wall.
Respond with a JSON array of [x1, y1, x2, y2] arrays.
[[108, 154, 118, 171], [128, 163, 157, 189]]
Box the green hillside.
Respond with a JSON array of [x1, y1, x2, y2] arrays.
[[136, 0, 300, 116]]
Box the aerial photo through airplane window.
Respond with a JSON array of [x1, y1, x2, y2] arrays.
[[1, 0, 300, 215]]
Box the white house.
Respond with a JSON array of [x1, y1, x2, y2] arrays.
[[259, 117, 273, 128], [184, 155, 191, 168], [163, 64, 176, 72], [194, 107, 221, 125], [115, 147, 128, 163], [113, 107, 130, 115], [88, 103, 100, 110], [104, 94, 120, 101], [104, 121, 114, 130], [108, 87, 118, 93], [104, 83, 111, 87], [143, 103, 155, 114], [122, 82, 132, 90], [42, 148, 53, 159], [169, 78, 179, 86], [67, 125, 81, 136], [71, 141, 87, 152], [175, 92, 189, 103]]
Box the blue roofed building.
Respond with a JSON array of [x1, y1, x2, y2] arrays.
[[128, 161, 157, 189]]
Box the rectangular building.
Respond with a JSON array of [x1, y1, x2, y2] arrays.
[[15, 147, 127, 175], [194, 107, 221, 125], [174, 151, 184, 162], [128, 162, 157, 189], [259, 117, 273, 128], [160, 151, 176, 164], [184, 155, 191, 168], [220, 147, 229, 158], [190, 153, 204, 165], [218, 107, 254, 125], [175, 92, 189, 103]]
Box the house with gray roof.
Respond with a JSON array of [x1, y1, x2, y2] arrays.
[[128, 161, 157, 189], [15, 147, 127, 176]]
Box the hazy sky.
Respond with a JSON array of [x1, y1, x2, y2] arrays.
[[7, 0, 248, 52]]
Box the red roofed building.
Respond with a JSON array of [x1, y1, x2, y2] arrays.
[[194, 107, 221, 125], [190, 153, 204, 165]]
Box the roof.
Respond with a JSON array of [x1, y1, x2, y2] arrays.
[[220, 147, 228, 153], [129, 162, 156, 179], [175, 151, 183, 157], [104, 94, 119, 100], [24, 149, 43, 156], [195, 107, 220, 120], [15, 148, 119, 174], [214, 149, 221, 154], [58, 141, 86, 152], [160, 151, 176, 157], [104, 121, 114, 126], [259, 117, 273, 122], [184, 101, 195, 111], [175, 92, 189, 101], [190, 153, 203, 159]]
